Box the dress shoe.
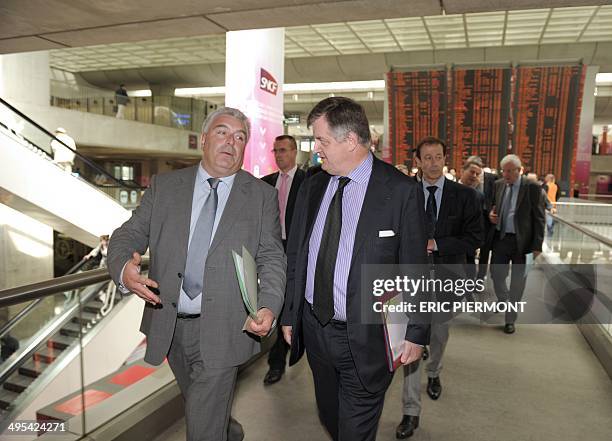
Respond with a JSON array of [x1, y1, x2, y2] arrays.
[[396, 415, 419, 439], [427, 376, 442, 400], [504, 323, 515, 334], [422, 345, 429, 361], [263, 369, 283, 385]]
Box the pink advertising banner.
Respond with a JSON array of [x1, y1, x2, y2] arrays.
[[225, 28, 285, 177]]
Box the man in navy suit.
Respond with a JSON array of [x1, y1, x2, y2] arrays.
[[282, 97, 428, 441], [397, 137, 482, 439], [261, 135, 306, 385]]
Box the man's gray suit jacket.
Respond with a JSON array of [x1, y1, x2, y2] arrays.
[[107, 165, 286, 368]]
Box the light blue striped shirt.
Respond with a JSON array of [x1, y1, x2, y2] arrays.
[[178, 164, 236, 314], [305, 153, 373, 322]]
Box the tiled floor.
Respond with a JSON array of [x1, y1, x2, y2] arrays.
[[154, 321, 612, 441]]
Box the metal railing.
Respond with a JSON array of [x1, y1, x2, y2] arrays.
[[50, 94, 212, 132], [1, 96, 146, 208]]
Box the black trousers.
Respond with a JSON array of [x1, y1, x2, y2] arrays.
[[267, 324, 290, 370], [267, 239, 290, 371], [302, 305, 386, 441], [490, 233, 527, 324]]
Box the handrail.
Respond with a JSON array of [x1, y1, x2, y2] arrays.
[[0, 96, 141, 190], [551, 213, 612, 249], [0, 261, 148, 308], [0, 258, 91, 338], [0, 283, 104, 386]]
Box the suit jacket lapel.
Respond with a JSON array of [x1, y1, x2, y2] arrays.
[[351, 159, 390, 265], [516, 177, 527, 209], [436, 179, 455, 234], [207, 170, 249, 256], [495, 181, 505, 209], [175, 166, 198, 266], [287, 169, 303, 207], [304, 173, 331, 244]]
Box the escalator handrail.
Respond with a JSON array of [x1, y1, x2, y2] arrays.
[[0, 259, 92, 338], [0, 261, 148, 309], [550, 213, 612, 249], [0, 96, 142, 191], [0, 283, 102, 385]]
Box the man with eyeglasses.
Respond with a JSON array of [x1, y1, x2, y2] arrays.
[[261, 135, 306, 385], [488, 154, 545, 334]]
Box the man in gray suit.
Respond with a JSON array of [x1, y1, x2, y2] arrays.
[[107, 107, 286, 441]]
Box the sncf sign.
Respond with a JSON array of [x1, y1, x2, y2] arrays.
[[259, 68, 279, 95]]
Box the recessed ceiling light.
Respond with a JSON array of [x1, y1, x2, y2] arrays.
[[596, 73, 612, 84]]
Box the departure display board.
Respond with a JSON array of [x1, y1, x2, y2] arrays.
[[386, 71, 447, 166], [450, 68, 511, 170], [513, 65, 584, 183]]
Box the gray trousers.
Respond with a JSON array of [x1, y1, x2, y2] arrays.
[[167, 317, 244, 441], [402, 322, 450, 416]]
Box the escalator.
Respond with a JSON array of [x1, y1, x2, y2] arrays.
[[0, 284, 116, 415], [0, 266, 147, 436], [0, 97, 141, 246]]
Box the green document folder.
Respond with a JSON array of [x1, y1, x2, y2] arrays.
[[232, 246, 258, 319]]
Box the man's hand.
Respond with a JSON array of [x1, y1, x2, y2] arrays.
[[122, 252, 160, 305], [245, 307, 275, 337], [400, 340, 423, 365], [427, 239, 436, 254], [282, 326, 292, 345], [489, 206, 498, 224]]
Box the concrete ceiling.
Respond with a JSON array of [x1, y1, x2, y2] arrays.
[[48, 5, 612, 73], [69, 40, 612, 90], [1, 0, 610, 54]]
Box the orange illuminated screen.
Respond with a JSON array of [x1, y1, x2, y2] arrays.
[[386, 71, 447, 166]]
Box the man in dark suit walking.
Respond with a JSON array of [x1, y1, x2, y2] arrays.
[[261, 135, 306, 385], [397, 137, 482, 439], [281, 97, 429, 441], [489, 154, 545, 334], [476, 162, 498, 280], [107, 107, 286, 441]]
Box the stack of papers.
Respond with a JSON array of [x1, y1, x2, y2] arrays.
[[381, 293, 409, 371]]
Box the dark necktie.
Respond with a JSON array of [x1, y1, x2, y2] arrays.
[[183, 177, 220, 299], [313, 177, 351, 325], [426, 185, 438, 239]]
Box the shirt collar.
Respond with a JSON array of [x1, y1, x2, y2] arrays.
[[509, 177, 521, 190], [335, 152, 373, 185], [198, 163, 237, 188], [280, 164, 298, 179], [422, 174, 445, 191]]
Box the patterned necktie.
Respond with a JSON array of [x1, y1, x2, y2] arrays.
[[183, 177, 220, 299], [278, 173, 289, 238], [426, 185, 438, 239], [313, 177, 351, 325]]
